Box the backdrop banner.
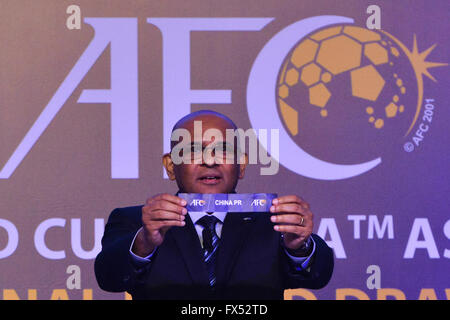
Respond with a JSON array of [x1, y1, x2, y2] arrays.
[[0, 0, 448, 300]]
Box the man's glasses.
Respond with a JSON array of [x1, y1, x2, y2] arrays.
[[176, 141, 239, 164]]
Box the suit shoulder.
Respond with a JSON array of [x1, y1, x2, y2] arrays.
[[113, 204, 144, 213], [107, 205, 144, 224]]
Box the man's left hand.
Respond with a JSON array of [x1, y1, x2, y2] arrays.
[[270, 195, 313, 251]]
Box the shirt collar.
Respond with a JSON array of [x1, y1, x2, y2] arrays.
[[188, 211, 227, 225]]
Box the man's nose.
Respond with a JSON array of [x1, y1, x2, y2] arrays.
[[202, 150, 218, 167]]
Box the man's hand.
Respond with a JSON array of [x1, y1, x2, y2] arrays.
[[132, 194, 187, 257], [270, 195, 313, 252]]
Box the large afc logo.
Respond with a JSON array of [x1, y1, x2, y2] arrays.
[[0, 16, 445, 180]]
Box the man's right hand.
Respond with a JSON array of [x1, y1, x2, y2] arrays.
[[132, 193, 187, 257]]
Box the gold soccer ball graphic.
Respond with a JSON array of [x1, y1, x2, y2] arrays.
[[277, 25, 410, 138]]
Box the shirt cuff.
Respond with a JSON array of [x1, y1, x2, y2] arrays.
[[129, 227, 156, 267], [284, 236, 316, 271]]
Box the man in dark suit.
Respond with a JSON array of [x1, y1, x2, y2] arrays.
[[95, 110, 333, 299]]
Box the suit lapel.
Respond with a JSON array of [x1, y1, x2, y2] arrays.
[[168, 205, 257, 288], [169, 214, 209, 286], [215, 212, 255, 286]]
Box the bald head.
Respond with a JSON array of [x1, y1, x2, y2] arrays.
[[172, 110, 237, 133], [164, 110, 247, 194]]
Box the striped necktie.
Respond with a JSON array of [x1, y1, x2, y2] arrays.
[[197, 215, 220, 288]]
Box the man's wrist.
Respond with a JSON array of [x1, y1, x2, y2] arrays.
[[132, 228, 156, 258], [285, 236, 313, 257]]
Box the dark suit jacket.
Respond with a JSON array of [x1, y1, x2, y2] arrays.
[[95, 205, 334, 300]]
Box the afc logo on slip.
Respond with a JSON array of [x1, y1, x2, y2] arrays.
[[251, 199, 267, 206], [190, 199, 206, 206]]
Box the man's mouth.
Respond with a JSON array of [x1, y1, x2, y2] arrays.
[[198, 175, 222, 185]]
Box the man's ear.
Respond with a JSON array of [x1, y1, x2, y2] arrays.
[[238, 153, 249, 179], [162, 153, 176, 180]]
